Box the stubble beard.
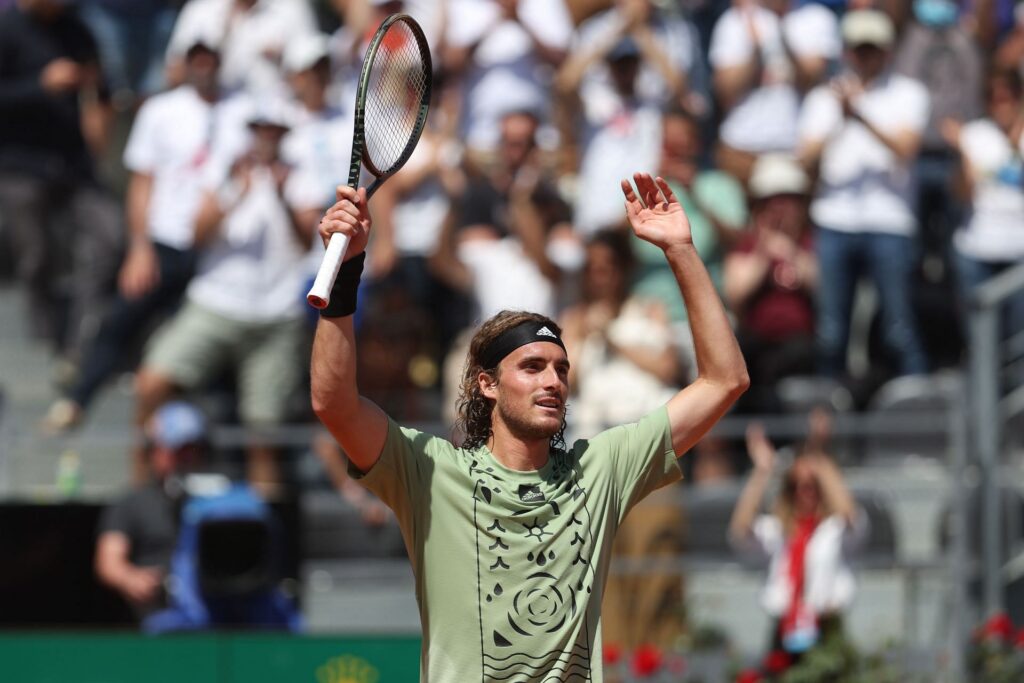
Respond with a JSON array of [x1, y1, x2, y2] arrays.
[[495, 393, 563, 443]]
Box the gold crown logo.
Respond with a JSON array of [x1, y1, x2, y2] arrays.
[[316, 655, 381, 683]]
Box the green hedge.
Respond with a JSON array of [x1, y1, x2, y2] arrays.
[[0, 633, 420, 683]]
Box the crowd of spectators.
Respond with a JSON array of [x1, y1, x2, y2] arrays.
[[2, 0, 1024, 492]]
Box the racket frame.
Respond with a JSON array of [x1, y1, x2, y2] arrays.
[[307, 13, 432, 309]]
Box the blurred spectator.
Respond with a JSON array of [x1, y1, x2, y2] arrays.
[[365, 82, 467, 370], [729, 417, 868, 669], [311, 430, 390, 526], [281, 34, 351, 214], [943, 67, 1024, 341], [565, 0, 708, 118], [330, 0, 405, 106], [134, 100, 319, 494], [44, 34, 242, 433], [560, 230, 680, 439], [97, 401, 300, 633], [95, 401, 208, 620], [995, 2, 1024, 74], [710, 0, 840, 183], [799, 9, 930, 378], [444, 0, 573, 155], [431, 110, 576, 321], [633, 108, 748, 323], [78, 0, 180, 108], [726, 154, 817, 412], [560, 34, 663, 236], [0, 0, 122, 362], [894, 0, 983, 275], [166, 0, 317, 98]]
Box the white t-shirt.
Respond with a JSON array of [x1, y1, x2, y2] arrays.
[[954, 119, 1024, 262], [710, 6, 795, 153], [168, 0, 317, 98], [123, 86, 248, 250], [574, 96, 662, 236], [187, 162, 312, 322], [783, 4, 841, 68], [574, 9, 705, 112], [391, 136, 450, 257], [800, 73, 930, 235], [281, 105, 353, 211], [447, 0, 574, 151], [733, 512, 869, 618], [457, 237, 556, 319]]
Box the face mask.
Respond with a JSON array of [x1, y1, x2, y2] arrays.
[[913, 0, 959, 27]]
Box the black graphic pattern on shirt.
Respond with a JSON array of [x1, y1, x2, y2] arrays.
[[470, 450, 597, 682]]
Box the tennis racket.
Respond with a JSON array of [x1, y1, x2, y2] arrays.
[[306, 13, 432, 309]]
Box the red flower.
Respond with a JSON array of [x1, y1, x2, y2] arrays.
[[736, 669, 763, 683], [979, 613, 1015, 642], [763, 649, 791, 674], [603, 643, 622, 666], [631, 643, 663, 678], [1014, 627, 1024, 649]]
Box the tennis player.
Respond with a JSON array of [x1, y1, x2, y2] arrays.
[[311, 172, 748, 681]]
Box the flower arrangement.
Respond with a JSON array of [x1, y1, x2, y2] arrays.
[[969, 612, 1024, 683]]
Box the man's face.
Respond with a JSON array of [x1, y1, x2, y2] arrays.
[[848, 43, 888, 81], [483, 342, 569, 443], [185, 47, 220, 92], [499, 113, 538, 171]]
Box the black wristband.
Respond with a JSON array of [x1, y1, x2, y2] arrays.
[[319, 252, 366, 318]]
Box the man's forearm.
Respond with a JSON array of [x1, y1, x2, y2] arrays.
[[311, 316, 361, 421], [666, 243, 748, 388]]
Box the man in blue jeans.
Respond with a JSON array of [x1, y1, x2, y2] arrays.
[[798, 9, 929, 377]]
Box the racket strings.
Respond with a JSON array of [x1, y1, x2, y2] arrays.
[[364, 21, 429, 175]]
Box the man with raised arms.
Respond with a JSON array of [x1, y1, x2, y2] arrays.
[[310, 172, 749, 681]]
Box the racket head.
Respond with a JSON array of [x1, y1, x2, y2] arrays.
[[352, 13, 432, 183]]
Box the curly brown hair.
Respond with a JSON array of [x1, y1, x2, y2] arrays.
[[455, 310, 568, 450]]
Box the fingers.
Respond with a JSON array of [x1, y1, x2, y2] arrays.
[[633, 172, 658, 208], [319, 188, 371, 245], [654, 176, 678, 206]]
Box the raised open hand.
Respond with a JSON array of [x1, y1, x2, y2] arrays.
[[745, 422, 776, 474], [620, 172, 692, 251]]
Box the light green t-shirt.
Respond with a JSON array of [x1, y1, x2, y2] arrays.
[[352, 407, 682, 682]]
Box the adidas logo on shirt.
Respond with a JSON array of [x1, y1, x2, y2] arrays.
[[536, 326, 557, 339]]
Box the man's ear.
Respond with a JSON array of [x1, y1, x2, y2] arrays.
[[478, 370, 498, 400]]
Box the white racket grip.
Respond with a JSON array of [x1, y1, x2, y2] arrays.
[[307, 232, 352, 309]]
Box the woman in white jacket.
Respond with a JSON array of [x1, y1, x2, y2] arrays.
[[729, 412, 869, 664]]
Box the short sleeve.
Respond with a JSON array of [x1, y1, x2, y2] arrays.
[[123, 100, 161, 173], [446, 0, 498, 47], [895, 78, 930, 134], [799, 85, 839, 144], [709, 11, 752, 68], [348, 417, 437, 525], [98, 498, 132, 537], [783, 5, 840, 60], [584, 406, 681, 520], [520, 0, 573, 50]]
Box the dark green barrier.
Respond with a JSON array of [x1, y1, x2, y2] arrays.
[[0, 633, 420, 683]]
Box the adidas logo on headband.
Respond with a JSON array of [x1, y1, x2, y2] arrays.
[[479, 320, 567, 370]]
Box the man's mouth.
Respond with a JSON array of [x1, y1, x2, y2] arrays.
[[536, 396, 562, 410]]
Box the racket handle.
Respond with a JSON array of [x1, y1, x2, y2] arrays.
[[306, 232, 352, 309]]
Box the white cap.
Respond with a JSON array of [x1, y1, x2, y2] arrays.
[[283, 34, 331, 74], [749, 154, 810, 199], [247, 97, 296, 130], [841, 10, 895, 48]]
